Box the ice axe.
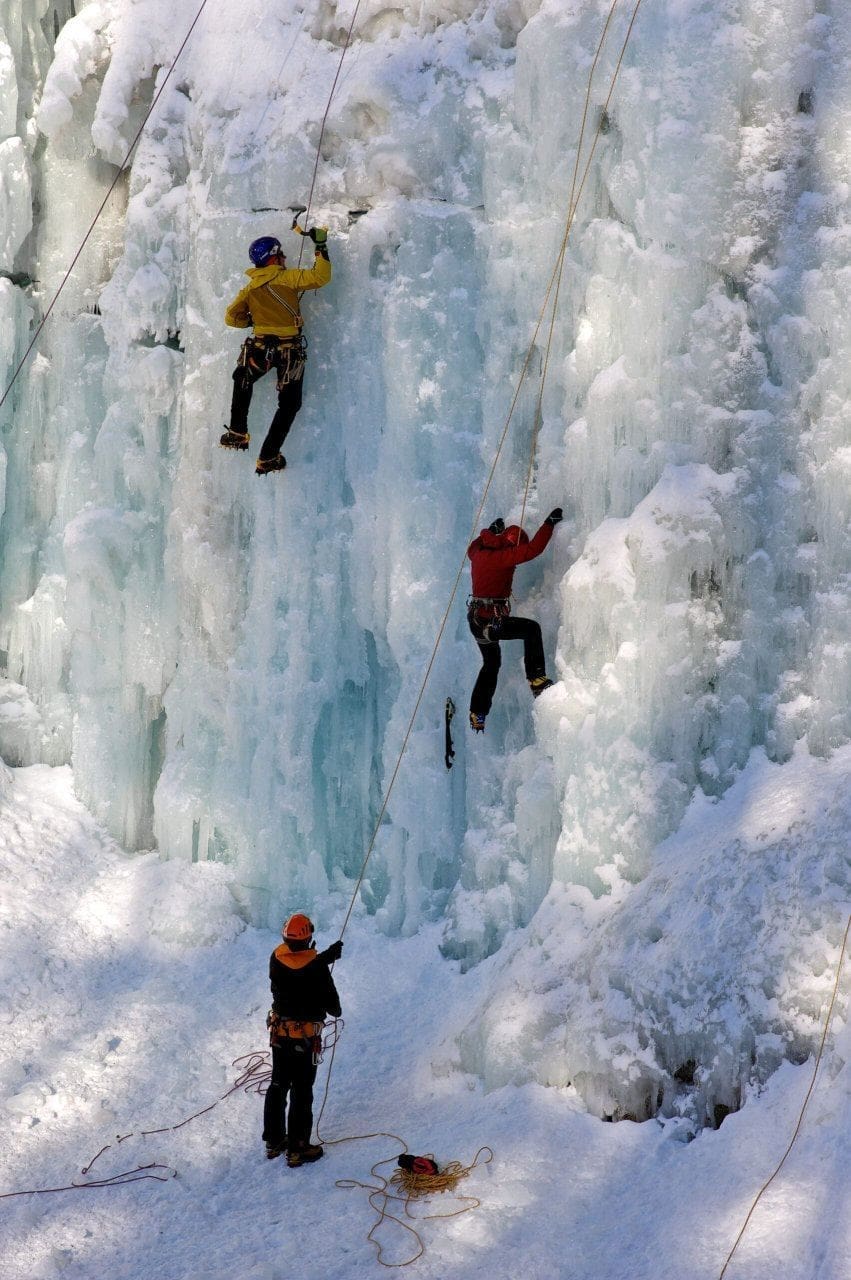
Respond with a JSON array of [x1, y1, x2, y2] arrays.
[[289, 204, 308, 235]]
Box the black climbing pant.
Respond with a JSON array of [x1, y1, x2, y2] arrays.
[[229, 335, 306, 461], [262, 1041, 318, 1152], [468, 612, 546, 717]]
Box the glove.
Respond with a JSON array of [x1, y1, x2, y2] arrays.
[[307, 226, 328, 245], [324, 939, 343, 963], [545, 507, 563, 526]]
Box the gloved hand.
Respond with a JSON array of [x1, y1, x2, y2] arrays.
[[324, 939, 343, 963], [545, 507, 563, 526], [307, 226, 328, 245]]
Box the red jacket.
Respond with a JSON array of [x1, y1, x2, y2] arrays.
[[467, 521, 554, 601]]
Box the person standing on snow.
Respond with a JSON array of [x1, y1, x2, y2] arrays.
[[466, 509, 563, 732], [263, 913, 342, 1167], [221, 229, 332, 475]]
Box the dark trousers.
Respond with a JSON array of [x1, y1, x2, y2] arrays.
[[262, 1041, 317, 1151], [229, 337, 305, 461], [468, 613, 545, 717]]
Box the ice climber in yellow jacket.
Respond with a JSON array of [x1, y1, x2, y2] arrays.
[[222, 230, 332, 475]]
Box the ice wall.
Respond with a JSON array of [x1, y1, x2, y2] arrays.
[[1, 0, 849, 1123]]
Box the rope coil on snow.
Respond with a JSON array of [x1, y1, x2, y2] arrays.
[[334, 1145, 495, 1268], [717, 911, 851, 1279]]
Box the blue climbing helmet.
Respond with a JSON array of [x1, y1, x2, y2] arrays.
[[248, 236, 283, 267]]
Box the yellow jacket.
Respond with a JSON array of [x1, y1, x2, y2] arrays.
[[224, 256, 332, 338]]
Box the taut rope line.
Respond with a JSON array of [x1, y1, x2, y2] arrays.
[[520, 0, 644, 528], [297, 0, 365, 265]]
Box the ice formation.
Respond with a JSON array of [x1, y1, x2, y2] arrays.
[[0, 0, 849, 1124]]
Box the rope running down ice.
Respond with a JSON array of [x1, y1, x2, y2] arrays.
[[717, 911, 851, 1279], [520, 0, 644, 528], [334, 0, 646, 946], [313, 12, 646, 1213], [0, 0, 213, 418]]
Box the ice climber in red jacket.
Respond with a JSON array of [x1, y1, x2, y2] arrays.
[[467, 509, 562, 732]]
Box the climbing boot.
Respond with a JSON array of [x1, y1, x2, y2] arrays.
[[287, 1143, 323, 1168], [469, 711, 486, 733], [220, 427, 250, 450], [265, 1142, 285, 1161], [255, 454, 287, 475], [529, 676, 554, 698]]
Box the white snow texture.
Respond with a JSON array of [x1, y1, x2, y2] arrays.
[[1, 0, 850, 1139]]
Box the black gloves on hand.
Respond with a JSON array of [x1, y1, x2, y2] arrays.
[[546, 507, 563, 526], [307, 226, 328, 245], [324, 939, 343, 963]]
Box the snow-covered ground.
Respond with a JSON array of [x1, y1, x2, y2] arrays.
[[3, 761, 851, 1280]]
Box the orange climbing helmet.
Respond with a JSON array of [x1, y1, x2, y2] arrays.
[[282, 912, 314, 943]]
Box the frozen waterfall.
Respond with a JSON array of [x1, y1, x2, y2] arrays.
[[1, 0, 849, 1125]]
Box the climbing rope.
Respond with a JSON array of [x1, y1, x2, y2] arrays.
[[307, 14, 648, 1213], [717, 911, 851, 1279], [334, 1144, 494, 1268], [0, 0, 213, 418], [296, 0, 365, 265], [333, 0, 646, 946], [520, 0, 644, 527], [0, 1051, 270, 1202]]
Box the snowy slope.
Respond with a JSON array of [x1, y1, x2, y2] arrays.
[[2, 762, 851, 1280]]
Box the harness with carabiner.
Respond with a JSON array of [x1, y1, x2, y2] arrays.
[[467, 596, 511, 643], [238, 333, 307, 389], [266, 1010, 324, 1064]]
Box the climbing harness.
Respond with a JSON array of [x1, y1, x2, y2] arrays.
[[467, 596, 511, 642], [467, 596, 511, 616], [444, 697, 455, 770], [266, 1011, 327, 1065], [237, 333, 307, 389]]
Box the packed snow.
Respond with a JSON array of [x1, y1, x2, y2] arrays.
[[1, 0, 851, 1268], [2, 761, 851, 1279]]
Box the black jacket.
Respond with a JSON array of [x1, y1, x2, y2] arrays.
[[269, 943, 342, 1020]]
